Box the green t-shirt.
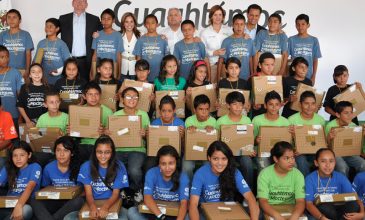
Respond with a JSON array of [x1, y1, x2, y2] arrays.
[[113, 109, 150, 153], [257, 164, 305, 205], [36, 112, 69, 134], [185, 115, 219, 130], [80, 104, 114, 145], [154, 77, 186, 91], [217, 114, 252, 127]]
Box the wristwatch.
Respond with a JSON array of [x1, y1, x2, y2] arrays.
[[156, 213, 166, 220], [318, 214, 324, 220]]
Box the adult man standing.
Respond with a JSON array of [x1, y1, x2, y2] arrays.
[[244, 4, 266, 41], [160, 8, 183, 55], [59, 0, 103, 81]]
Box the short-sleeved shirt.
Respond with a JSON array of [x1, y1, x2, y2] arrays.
[[183, 81, 210, 118], [218, 78, 249, 91], [91, 30, 124, 62], [257, 164, 305, 204], [144, 167, 190, 201], [0, 30, 34, 69], [255, 31, 288, 55], [154, 77, 186, 91], [217, 114, 252, 127], [173, 40, 207, 80], [0, 110, 18, 147], [0, 68, 25, 118], [151, 117, 185, 128], [190, 164, 251, 203], [77, 161, 129, 200], [288, 35, 322, 79], [282, 76, 312, 119], [42, 160, 81, 187], [33, 38, 71, 85], [220, 36, 256, 80], [288, 112, 325, 126], [54, 78, 88, 101], [133, 35, 170, 82], [353, 172, 365, 205], [0, 163, 42, 198], [36, 112, 69, 134], [306, 170, 354, 202], [185, 115, 219, 130]]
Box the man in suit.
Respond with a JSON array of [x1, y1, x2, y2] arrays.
[[59, 0, 103, 81], [244, 4, 266, 41]]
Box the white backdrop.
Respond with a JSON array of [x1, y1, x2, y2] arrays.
[[11, 0, 365, 120]]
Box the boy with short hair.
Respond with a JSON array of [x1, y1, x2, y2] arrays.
[[288, 14, 322, 85], [326, 101, 365, 178]]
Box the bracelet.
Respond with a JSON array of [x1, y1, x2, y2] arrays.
[[318, 214, 323, 220], [156, 213, 165, 219]]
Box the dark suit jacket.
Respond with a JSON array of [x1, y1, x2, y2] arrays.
[[256, 24, 266, 36], [59, 12, 103, 70]]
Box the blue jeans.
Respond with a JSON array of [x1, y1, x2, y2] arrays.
[[235, 155, 254, 189], [0, 204, 33, 220], [254, 156, 271, 175], [116, 151, 146, 191], [64, 207, 128, 220], [121, 71, 135, 83], [295, 154, 315, 177], [127, 206, 190, 220], [182, 154, 210, 184], [335, 155, 365, 178]]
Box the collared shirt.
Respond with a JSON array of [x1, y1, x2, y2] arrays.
[[72, 12, 86, 56], [160, 26, 184, 54], [244, 23, 258, 41], [121, 30, 145, 75]]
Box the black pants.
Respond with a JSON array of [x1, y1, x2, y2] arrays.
[[317, 201, 360, 220], [75, 57, 89, 82]]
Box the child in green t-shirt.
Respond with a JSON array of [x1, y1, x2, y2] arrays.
[[154, 55, 186, 91], [257, 141, 305, 218], [325, 101, 365, 178], [288, 91, 325, 177]]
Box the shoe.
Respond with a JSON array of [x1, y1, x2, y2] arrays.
[[120, 189, 126, 199], [242, 198, 248, 207], [134, 189, 143, 205]]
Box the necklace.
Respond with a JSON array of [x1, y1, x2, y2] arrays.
[[228, 78, 239, 90], [166, 79, 175, 91], [337, 85, 347, 93], [0, 67, 10, 93], [146, 36, 157, 59], [66, 79, 76, 93], [46, 38, 58, 65], [100, 79, 111, 85], [301, 113, 316, 146], [234, 35, 244, 61], [196, 116, 209, 129], [184, 40, 196, 64], [317, 171, 331, 195], [265, 113, 279, 126], [268, 32, 278, 54], [162, 117, 174, 126], [10, 31, 20, 55], [48, 111, 60, 127], [228, 113, 243, 124]]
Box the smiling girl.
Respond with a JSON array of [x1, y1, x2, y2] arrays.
[[154, 55, 186, 91]]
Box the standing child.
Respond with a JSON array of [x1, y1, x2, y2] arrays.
[[154, 55, 186, 91]]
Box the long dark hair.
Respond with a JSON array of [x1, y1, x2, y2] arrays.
[[187, 60, 207, 86], [26, 63, 50, 92], [270, 141, 294, 164], [5, 141, 39, 192], [90, 136, 121, 187], [61, 57, 82, 83], [158, 55, 180, 86], [207, 141, 237, 201], [54, 136, 82, 184], [120, 12, 141, 39], [156, 145, 182, 192], [312, 148, 336, 171], [93, 57, 115, 83]]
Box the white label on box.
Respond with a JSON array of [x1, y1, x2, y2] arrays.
[[266, 76, 276, 84], [5, 200, 18, 208], [142, 205, 149, 210], [206, 84, 213, 90], [158, 207, 166, 214], [39, 128, 47, 135], [19, 127, 24, 135], [56, 187, 67, 189], [42, 147, 52, 153], [193, 146, 204, 151], [118, 128, 129, 136], [345, 196, 357, 201], [47, 192, 60, 199], [106, 212, 118, 219], [70, 131, 80, 137], [170, 91, 178, 96], [168, 126, 178, 132], [99, 85, 104, 89], [196, 129, 206, 132], [315, 89, 324, 95], [353, 127, 362, 132], [69, 94, 79, 99], [39, 192, 51, 196], [350, 85, 356, 92], [218, 207, 231, 210], [224, 202, 236, 205], [26, 134, 30, 143], [134, 87, 143, 92], [299, 217, 308, 220], [149, 125, 159, 128], [353, 107, 356, 112], [207, 130, 217, 135], [308, 131, 318, 135], [281, 213, 292, 216], [237, 126, 247, 134], [156, 204, 167, 206], [142, 83, 152, 88], [274, 54, 282, 58], [82, 211, 90, 218], [320, 194, 334, 202], [129, 116, 139, 121], [261, 152, 270, 157], [313, 125, 322, 129]]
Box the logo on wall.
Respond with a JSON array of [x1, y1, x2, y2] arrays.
[[0, 11, 8, 31]]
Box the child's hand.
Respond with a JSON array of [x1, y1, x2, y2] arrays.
[[139, 129, 146, 138], [89, 205, 99, 219], [187, 126, 197, 131], [179, 125, 185, 138], [277, 29, 286, 34], [255, 135, 262, 144], [343, 212, 364, 220], [193, 36, 202, 42], [49, 70, 58, 76], [281, 100, 288, 107], [243, 33, 250, 40], [253, 104, 261, 110], [328, 128, 338, 140], [318, 102, 323, 110], [289, 94, 298, 102], [26, 120, 35, 128], [354, 82, 362, 89], [98, 204, 109, 219], [97, 124, 105, 135], [212, 83, 217, 89], [294, 150, 301, 157], [113, 93, 120, 101], [10, 203, 23, 220], [249, 150, 256, 158], [160, 34, 168, 41], [29, 134, 34, 141], [288, 125, 295, 136], [205, 125, 215, 133], [213, 48, 226, 56], [244, 106, 250, 114], [146, 127, 150, 136], [186, 87, 192, 97], [104, 129, 112, 136], [92, 31, 99, 38], [182, 96, 186, 103], [215, 99, 222, 111], [66, 124, 71, 134], [148, 93, 155, 102]]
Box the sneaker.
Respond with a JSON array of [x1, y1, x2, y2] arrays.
[[120, 189, 126, 200], [242, 198, 248, 207], [134, 189, 144, 205]]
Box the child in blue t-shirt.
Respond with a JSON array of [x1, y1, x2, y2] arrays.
[[0, 141, 42, 220], [353, 172, 365, 209], [189, 141, 260, 220], [154, 55, 186, 91], [128, 145, 190, 220]]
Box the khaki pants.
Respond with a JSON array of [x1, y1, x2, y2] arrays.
[[211, 64, 227, 84]]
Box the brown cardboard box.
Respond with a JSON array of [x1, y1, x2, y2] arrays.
[[263, 204, 306, 220], [333, 85, 365, 118], [18, 69, 26, 77], [91, 61, 119, 79], [217, 88, 250, 117], [0, 149, 6, 157], [35, 186, 82, 200], [139, 201, 180, 216], [156, 90, 185, 118], [185, 129, 219, 160], [34, 48, 44, 64], [257, 52, 283, 75], [18, 124, 35, 151], [79, 199, 122, 220], [147, 125, 181, 156], [314, 193, 359, 209], [100, 84, 117, 112], [252, 76, 283, 105], [28, 127, 64, 153], [330, 126, 363, 157], [294, 125, 327, 154], [191, 84, 217, 114], [108, 115, 142, 148], [290, 83, 326, 113], [119, 79, 154, 112], [201, 201, 250, 220], [258, 126, 292, 157], [220, 124, 254, 156], [285, 58, 294, 77], [68, 105, 102, 138], [0, 196, 21, 208], [59, 93, 81, 110]]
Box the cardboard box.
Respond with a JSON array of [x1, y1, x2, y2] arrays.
[[258, 126, 292, 157], [285, 58, 294, 78], [28, 127, 64, 153], [108, 115, 142, 148], [68, 105, 102, 138], [119, 79, 154, 112], [156, 90, 185, 118], [201, 201, 250, 220], [293, 125, 327, 154], [0, 196, 21, 208], [290, 83, 326, 113], [34, 48, 44, 64], [147, 125, 181, 156], [18, 124, 35, 151], [91, 61, 118, 79], [263, 204, 307, 220], [185, 129, 219, 160], [191, 84, 217, 114], [99, 84, 117, 112], [18, 69, 26, 77], [333, 85, 365, 118], [217, 88, 250, 117], [59, 93, 81, 109], [79, 199, 122, 220], [258, 52, 283, 75], [313, 193, 359, 209], [0, 149, 6, 158], [139, 201, 180, 216], [220, 124, 254, 156], [35, 186, 82, 200], [330, 126, 363, 157], [252, 76, 283, 105]]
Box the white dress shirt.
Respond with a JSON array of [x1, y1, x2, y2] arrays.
[[121, 30, 145, 75], [72, 12, 86, 57], [244, 23, 258, 41], [160, 27, 184, 55]]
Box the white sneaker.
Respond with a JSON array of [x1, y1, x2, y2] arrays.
[[242, 198, 248, 207], [134, 189, 143, 204]]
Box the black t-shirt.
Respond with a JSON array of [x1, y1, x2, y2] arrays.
[[183, 80, 210, 118], [281, 76, 312, 118], [218, 78, 249, 90], [16, 84, 48, 123], [54, 78, 88, 112]]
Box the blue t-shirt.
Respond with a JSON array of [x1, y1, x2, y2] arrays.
[[352, 172, 365, 206], [0, 68, 24, 118], [0, 30, 34, 69], [33, 38, 71, 85], [220, 36, 256, 80], [91, 30, 124, 62], [190, 164, 251, 203], [0, 163, 42, 199], [42, 160, 82, 187], [144, 167, 190, 202], [133, 35, 170, 82], [151, 117, 186, 128], [305, 170, 355, 202], [255, 31, 288, 55], [77, 160, 129, 200], [288, 35, 322, 79], [173, 40, 207, 80]]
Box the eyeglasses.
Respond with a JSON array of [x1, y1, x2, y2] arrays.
[[125, 96, 139, 100], [96, 151, 111, 156]]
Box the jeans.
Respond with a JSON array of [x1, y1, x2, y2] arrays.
[[127, 206, 190, 220], [254, 156, 271, 175], [0, 204, 33, 220], [116, 151, 146, 191], [316, 201, 360, 220], [335, 155, 365, 178], [295, 154, 315, 177], [121, 71, 135, 83], [235, 155, 254, 189], [29, 196, 84, 220], [182, 154, 210, 184], [79, 144, 94, 162], [64, 206, 128, 220], [34, 152, 55, 167]]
